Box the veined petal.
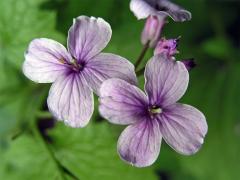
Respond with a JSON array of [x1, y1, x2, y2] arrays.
[[130, 0, 157, 20], [83, 53, 137, 95], [118, 118, 162, 167], [156, 0, 192, 22], [67, 16, 112, 62], [130, 0, 191, 22], [99, 78, 148, 125], [47, 73, 94, 128], [158, 103, 208, 155], [23, 38, 71, 83], [144, 55, 189, 107]]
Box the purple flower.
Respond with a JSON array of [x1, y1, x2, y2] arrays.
[[154, 37, 180, 57], [23, 16, 137, 128], [99, 54, 207, 167], [141, 15, 165, 47], [130, 0, 192, 22]]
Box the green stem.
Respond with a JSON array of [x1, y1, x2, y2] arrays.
[[32, 121, 66, 180], [136, 67, 145, 77], [134, 42, 150, 70]]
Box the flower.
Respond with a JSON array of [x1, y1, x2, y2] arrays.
[[99, 54, 207, 167], [130, 0, 192, 22], [154, 37, 180, 56], [23, 16, 137, 128], [141, 15, 165, 47]]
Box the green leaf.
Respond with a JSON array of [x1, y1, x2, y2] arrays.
[[0, 0, 64, 69], [0, 0, 61, 140], [0, 85, 47, 140], [49, 123, 158, 180], [0, 133, 64, 180]]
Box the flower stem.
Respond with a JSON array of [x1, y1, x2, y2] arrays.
[[136, 67, 145, 77], [134, 42, 150, 70]]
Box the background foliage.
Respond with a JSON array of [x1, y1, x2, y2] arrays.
[[0, 0, 240, 179]]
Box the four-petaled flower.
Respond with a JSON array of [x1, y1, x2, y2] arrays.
[[23, 16, 137, 128], [99, 55, 207, 167], [130, 0, 192, 22]]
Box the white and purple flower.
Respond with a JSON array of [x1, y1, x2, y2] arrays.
[[99, 54, 207, 167], [23, 16, 137, 128], [130, 0, 192, 22]]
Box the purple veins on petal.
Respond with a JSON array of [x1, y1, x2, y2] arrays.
[[130, 0, 192, 22], [67, 16, 112, 62], [99, 78, 148, 125], [47, 73, 94, 128], [158, 103, 208, 155], [118, 118, 162, 167], [83, 53, 137, 95], [144, 54, 189, 107], [23, 16, 137, 128], [99, 55, 207, 167], [23, 38, 72, 83]]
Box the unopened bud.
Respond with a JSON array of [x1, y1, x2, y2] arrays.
[[181, 58, 196, 71], [154, 37, 180, 57], [141, 15, 165, 48]]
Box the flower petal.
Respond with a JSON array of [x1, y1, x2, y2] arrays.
[[144, 54, 189, 107], [156, 0, 192, 22], [130, 0, 191, 22], [130, 0, 157, 19], [118, 118, 162, 167], [83, 53, 137, 95], [67, 16, 112, 62], [47, 73, 94, 128], [158, 103, 208, 155], [99, 78, 148, 125], [23, 38, 71, 83]]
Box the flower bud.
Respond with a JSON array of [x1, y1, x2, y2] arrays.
[[181, 58, 196, 71], [154, 37, 180, 57], [141, 15, 165, 48]]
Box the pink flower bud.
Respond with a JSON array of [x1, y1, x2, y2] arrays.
[[154, 37, 180, 57], [141, 15, 165, 48]]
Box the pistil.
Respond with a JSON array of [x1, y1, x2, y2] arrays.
[[149, 106, 162, 114]]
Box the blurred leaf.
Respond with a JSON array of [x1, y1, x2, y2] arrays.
[[47, 0, 117, 33], [49, 123, 158, 180], [0, 133, 65, 180], [0, 0, 57, 142], [202, 37, 234, 60], [0, 86, 47, 141], [0, 0, 64, 69]]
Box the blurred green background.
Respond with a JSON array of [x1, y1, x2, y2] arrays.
[[0, 0, 240, 179]]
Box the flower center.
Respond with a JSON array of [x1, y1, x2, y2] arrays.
[[70, 58, 82, 71], [58, 57, 85, 72], [149, 105, 162, 114]]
